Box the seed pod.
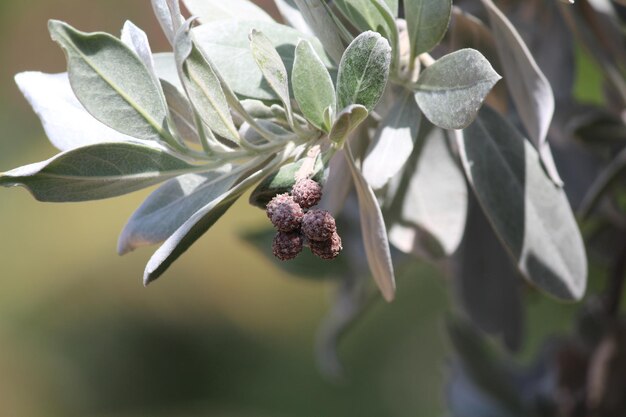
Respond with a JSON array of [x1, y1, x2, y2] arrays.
[[310, 232, 342, 260], [272, 231, 304, 261], [291, 178, 323, 209], [267, 194, 304, 232], [302, 209, 336, 241]]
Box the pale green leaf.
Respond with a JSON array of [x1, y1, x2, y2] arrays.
[[333, 0, 394, 39], [292, 0, 346, 64], [0, 142, 197, 202], [182, 0, 274, 23], [274, 0, 314, 35], [458, 107, 587, 300], [414, 48, 501, 129], [329, 104, 369, 142], [161, 80, 200, 144], [404, 0, 452, 59], [293, 40, 336, 131]]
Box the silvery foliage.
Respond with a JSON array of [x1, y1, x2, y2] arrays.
[[3, 0, 593, 381]]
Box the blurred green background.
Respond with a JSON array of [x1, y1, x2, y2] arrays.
[[0, 1, 587, 416]]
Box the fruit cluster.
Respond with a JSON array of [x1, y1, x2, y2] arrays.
[[266, 179, 342, 261]]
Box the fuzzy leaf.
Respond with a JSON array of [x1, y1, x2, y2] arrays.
[[293, 40, 336, 131], [0, 142, 197, 202], [161, 80, 200, 144], [49, 20, 171, 142], [329, 105, 369, 142], [182, 0, 274, 23], [458, 107, 587, 301], [274, 0, 314, 35], [333, 0, 395, 40], [120, 21, 160, 87], [414, 48, 500, 129], [292, 0, 346, 64], [404, 0, 452, 58]]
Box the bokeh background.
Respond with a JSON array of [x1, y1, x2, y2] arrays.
[[0, 1, 592, 416]]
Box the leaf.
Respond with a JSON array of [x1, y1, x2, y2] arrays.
[[414, 49, 500, 129], [14, 72, 136, 151], [480, 0, 562, 185], [344, 145, 396, 302], [404, 0, 452, 59], [144, 157, 278, 284], [362, 88, 421, 189], [387, 124, 468, 256], [336, 31, 391, 112], [0, 142, 197, 202], [274, 0, 314, 35], [579, 146, 626, 219], [120, 21, 160, 87], [249, 29, 293, 119], [292, 0, 346, 64], [49, 20, 171, 142], [161, 80, 200, 144], [458, 106, 587, 301], [174, 19, 239, 144], [193, 19, 334, 101], [151, 0, 184, 45], [329, 105, 369, 142], [153, 52, 183, 91], [249, 158, 325, 209], [182, 0, 274, 23], [118, 166, 238, 254], [293, 40, 336, 131], [333, 0, 395, 40]]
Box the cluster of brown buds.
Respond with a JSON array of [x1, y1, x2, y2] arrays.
[[266, 178, 342, 261]]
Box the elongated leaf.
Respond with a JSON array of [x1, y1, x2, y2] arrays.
[[344, 146, 396, 302], [193, 19, 334, 101], [120, 21, 160, 87], [161, 80, 200, 144], [293, 0, 346, 64], [118, 166, 238, 254], [249, 29, 293, 119], [333, 0, 395, 39], [579, 146, 626, 219], [49, 20, 171, 142], [414, 48, 501, 129], [0, 142, 197, 202], [404, 0, 452, 59], [480, 0, 562, 185], [14, 72, 136, 151], [329, 105, 368, 142], [362, 88, 421, 189], [153, 52, 183, 91], [175, 20, 239, 143], [144, 157, 279, 284], [337, 31, 391, 112], [182, 0, 274, 23], [274, 0, 314, 35], [458, 107, 587, 301], [293, 40, 336, 131], [151, 0, 183, 45]]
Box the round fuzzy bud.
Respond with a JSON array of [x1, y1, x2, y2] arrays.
[[273, 231, 304, 261], [267, 194, 304, 231], [302, 209, 336, 241], [292, 179, 323, 209], [310, 232, 342, 260]]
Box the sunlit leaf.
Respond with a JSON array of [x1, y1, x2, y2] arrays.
[[182, 0, 274, 23], [404, 0, 452, 59]]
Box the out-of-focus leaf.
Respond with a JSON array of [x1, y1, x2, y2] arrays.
[[414, 48, 501, 129], [121, 21, 160, 88], [49, 20, 171, 142], [193, 19, 333, 101], [249, 157, 325, 208], [182, 0, 274, 23], [329, 104, 369, 142], [579, 147, 626, 219], [404, 0, 452, 59], [153, 52, 183, 91], [319, 149, 353, 215], [458, 107, 587, 301], [362, 88, 420, 189], [161, 80, 200, 144], [249, 29, 293, 120], [345, 145, 396, 302], [118, 166, 238, 254], [293, 40, 336, 131], [336, 31, 391, 112], [14, 72, 136, 151], [333, 0, 395, 40], [151, 0, 183, 45], [274, 0, 314, 35], [480, 0, 562, 186], [175, 19, 239, 144], [0, 142, 197, 202], [293, 0, 346, 64]]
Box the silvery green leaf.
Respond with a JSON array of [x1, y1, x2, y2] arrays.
[[333, 0, 396, 40], [193, 19, 334, 101], [319, 150, 353, 215], [293, 0, 346, 64], [274, 0, 314, 35], [414, 48, 501, 130], [182, 0, 274, 23], [293, 39, 336, 131], [249, 29, 293, 121], [389, 126, 467, 256], [118, 166, 238, 254], [14, 72, 136, 151], [151, 0, 184, 45], [480, 0, 563, 186], [329, 104, 368, 142], [0, 142, 196, 202], [153, 52, 183, 91], [241, 99, 274, 119], [362, 88, 420, 189], [121, 21, 160, 87], [336, 31, 391, 112], [404, 0, 452, 59], [49, 20, 171, 142], [458, 107, 587, 301], [144, 157, 278, 284], [175, 20, 239, 144], [344, 146, 396, 302], [161, 80, 200, 144], [383, 0, 398, 16]]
